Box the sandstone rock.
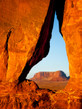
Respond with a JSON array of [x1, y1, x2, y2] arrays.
[[0, 0, 82, 108], [0, 0, 50, 82], [61, 0, 82, 91], [0, 80, 81, 109], [0, 80, 54, 109]]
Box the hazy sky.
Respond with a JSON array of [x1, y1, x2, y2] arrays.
[[27, 13, 69, 79]]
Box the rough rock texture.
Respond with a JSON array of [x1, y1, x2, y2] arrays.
[[61, 0, 82, 108], [31, 71, 69, 81], [61, 0, 82, 91], [0, 80, 81, 109], [0, 0, 50, 82], [0, 80, 54, 109], [0, 0, 82, 109]]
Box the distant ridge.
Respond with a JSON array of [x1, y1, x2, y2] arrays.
[[31, 71, 69, 81]]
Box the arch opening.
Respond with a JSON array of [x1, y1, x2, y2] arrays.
[[27, 13, 69, 90], [27, 12, 69, 79], [18, 0, 66, 84]]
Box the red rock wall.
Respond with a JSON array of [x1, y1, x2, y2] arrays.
[[62, 0, 82, 91], [0, 0, 50, 82]]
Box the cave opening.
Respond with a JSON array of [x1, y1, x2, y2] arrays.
[[27, 12, 69, 79]]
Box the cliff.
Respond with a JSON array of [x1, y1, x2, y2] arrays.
[[0, 0, 82, 109], [31, 71, 69, 81]]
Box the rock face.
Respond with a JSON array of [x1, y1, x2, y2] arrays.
[[0, 0, 50, 82], [31, 71, 69, 81], [0, 80, 54, 109], [61, 0, 82, 91], [0, 0, 82, 109]]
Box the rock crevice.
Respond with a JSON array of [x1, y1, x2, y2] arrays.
[[4, 30, 12, 69]]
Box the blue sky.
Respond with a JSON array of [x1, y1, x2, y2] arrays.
[[27, 13, 69, 79]]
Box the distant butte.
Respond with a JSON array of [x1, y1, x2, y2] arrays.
[[31, 71, 70, 81]]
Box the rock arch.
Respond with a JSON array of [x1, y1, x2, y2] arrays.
[[0, 0, 82, 108]]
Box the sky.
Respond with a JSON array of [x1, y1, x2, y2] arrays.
[[27, 13, 69, 79]]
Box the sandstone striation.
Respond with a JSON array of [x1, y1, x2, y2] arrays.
[[0, 0, 82, 109]]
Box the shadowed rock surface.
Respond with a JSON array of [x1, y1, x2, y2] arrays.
[[0, 0, 82, 109]]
